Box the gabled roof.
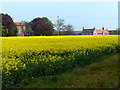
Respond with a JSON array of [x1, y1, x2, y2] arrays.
[[14, 22, 24, 25], [96, 29, 109, 34], [103, 30, 109, 34], [95, 29, 103, 33], [82, 29, 94, 33]]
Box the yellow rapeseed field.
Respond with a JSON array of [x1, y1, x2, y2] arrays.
[[2, 35, 119, 52], [1, 35, 119, 88]]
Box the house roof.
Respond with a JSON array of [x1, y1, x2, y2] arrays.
[[96, 29, 109, 34], [103, 30, 109, 33], [14, 22, 24, 25], [82, 29, 94, 33], [96, 30, 103, 33]]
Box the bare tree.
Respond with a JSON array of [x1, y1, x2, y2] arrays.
[[54, 16, 74, 35], [54, 16, 65, 35]]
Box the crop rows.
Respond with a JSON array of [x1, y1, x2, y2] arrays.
[[1, 35, 119, 88]]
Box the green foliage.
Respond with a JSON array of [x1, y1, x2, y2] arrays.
[[21, 21, 33, 36], [7, 54, 119, 88], [0, 13, 14, 36], [16, 54, 118, 88], [42, 17, 53, 25], [13, 24, 18, 36], [2, 28, 8, 36], [0, 23, 2, 36], [2, 35, 120, 88], [2, 44, 119, 88], [0, 23, 8, 36]]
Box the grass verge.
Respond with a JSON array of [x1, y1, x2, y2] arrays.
[[10, 54, 119, 88]]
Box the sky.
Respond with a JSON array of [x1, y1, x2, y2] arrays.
[[1, 2, 118, 31]]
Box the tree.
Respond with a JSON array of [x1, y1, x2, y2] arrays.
[[21, 21, 33, 36], [54, 16, 65, 35], [64, 24, 74, 31], [0, 13, 14, 36], [0, 23, 8, 36], [2, 28, 9, 36], [42, 17, 53, 25], [54, 16, 74, 35], [30, 18, 54, 36], [13, 23, 18, 36]]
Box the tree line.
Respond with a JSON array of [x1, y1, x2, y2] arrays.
[[0, 13, 74, 36]]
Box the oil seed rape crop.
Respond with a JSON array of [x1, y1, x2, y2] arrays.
[[1, 35, 120, 88]]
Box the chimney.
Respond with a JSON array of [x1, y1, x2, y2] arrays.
[[93, 27, 96, 30], [102, 27, 104, 30], [82, 27, 84, 30]]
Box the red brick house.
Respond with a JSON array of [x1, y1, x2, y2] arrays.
[[93, 27, 109, 35], [14, 22, 26, 36], [82, 27, 109, 35]]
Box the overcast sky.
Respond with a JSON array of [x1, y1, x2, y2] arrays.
[[1, 2, 118, 30]]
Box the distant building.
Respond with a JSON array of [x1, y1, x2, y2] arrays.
[[93, 27, 109, 35], [82, 27, 109, 35], [108, 30, 120, 35], [14, 22, 26, 36], [82, 27, 94, 35], [73, 31, 82, 35], [53, 31, 82, 35]]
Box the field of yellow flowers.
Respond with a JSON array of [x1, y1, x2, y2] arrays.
[[1, 35, 120, 88]]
